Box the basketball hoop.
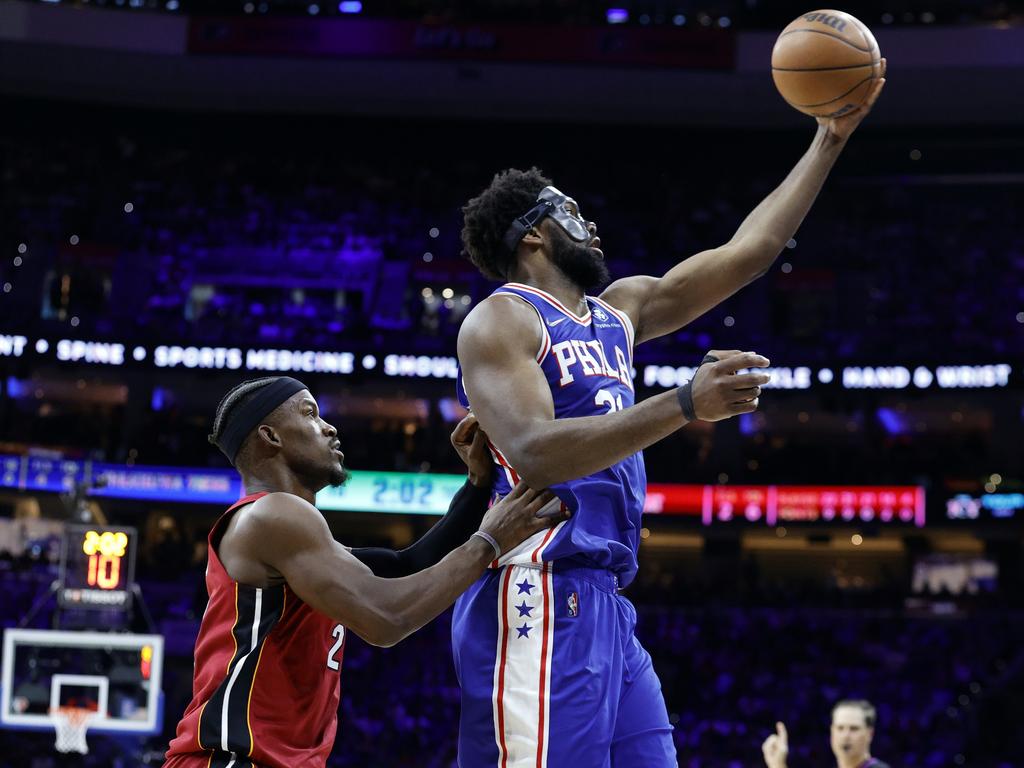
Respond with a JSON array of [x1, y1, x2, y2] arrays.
[[51, 706, 95, 754]]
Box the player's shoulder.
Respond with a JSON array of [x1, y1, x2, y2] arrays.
[[248, 491, 318, 514], [458, 291, 541, 348], [470, 290, 541, 321], [239, 492, 325, 536], [598, 275, 656, 313]]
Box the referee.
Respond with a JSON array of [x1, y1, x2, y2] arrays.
[[762, 699, 892, 768]]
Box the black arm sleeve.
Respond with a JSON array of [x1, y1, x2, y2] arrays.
[[350, 479, 492, 578]]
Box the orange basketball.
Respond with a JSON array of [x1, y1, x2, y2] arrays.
[[771, 10, 882, 118]]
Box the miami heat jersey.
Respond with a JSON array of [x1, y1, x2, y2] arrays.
[[164, 493, 345, 768], [458, 282, 646, 587]]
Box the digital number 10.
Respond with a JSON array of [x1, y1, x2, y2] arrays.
[[87, 553, 121, 589]]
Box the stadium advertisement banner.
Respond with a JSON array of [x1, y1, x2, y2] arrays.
[[645, 483, 926, 527], [0, 454, 243, 504], [0, 333, 1018, 391], [186, 17, 736, 70], [0, 454, 465, 513], [1, 453, 927, 524], [946, 492, 1023, 521]]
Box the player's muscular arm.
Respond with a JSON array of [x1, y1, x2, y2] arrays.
[[459, 298, 767, 488], [601, 75, 885, 345], [237, 489, 556, 648]]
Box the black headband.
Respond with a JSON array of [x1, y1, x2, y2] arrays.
[[216, 377, 308, 464]]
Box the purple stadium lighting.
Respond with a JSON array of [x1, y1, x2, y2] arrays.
[[338, 0, 362, 12], [606, 8, 628, 24]]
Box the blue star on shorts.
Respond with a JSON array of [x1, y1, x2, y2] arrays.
[[516, 601, 533, 617], [516, 623, 532, 639], [516, 579, 535, 595]]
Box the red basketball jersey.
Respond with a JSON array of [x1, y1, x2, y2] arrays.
[[164, 493, 345, 768]]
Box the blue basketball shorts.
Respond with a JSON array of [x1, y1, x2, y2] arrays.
[[451, 563, 677, 768]]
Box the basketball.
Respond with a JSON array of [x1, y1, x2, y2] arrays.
[[771, 10, 882, 118]]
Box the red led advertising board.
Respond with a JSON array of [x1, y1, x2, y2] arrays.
[[644, 485, 924, 526]]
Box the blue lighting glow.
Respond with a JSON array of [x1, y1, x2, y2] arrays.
[[338, 0, 362, 12], [876, 407, 908, 435], [606, 8, 628, 24], [151, 387, 166, 412]]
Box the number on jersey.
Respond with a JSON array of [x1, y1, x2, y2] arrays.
[[595, 388, 624, 413], [326, 624, 345, 670]]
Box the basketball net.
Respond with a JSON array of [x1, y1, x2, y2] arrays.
[[51, 706, 94, 754]]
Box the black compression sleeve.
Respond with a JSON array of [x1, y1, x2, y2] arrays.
[[350, 479, 492, 578]]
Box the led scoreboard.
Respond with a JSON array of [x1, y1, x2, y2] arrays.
[[59, 525, 138, 609]]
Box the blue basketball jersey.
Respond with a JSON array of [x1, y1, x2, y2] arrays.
[[457, 282, 646, 586]]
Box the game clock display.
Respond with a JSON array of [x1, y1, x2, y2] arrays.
[[316, 471, 469, 515], [58, 525, 138, 609]]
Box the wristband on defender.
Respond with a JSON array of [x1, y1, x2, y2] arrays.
[[471, 530, 502, 559], [676, 354, 720, 422]]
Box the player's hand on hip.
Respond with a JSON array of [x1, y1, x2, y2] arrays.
[[478, 482, 566, 555], [817, 57, 886, 142], [761, 721, 789, 768], [691, 350, 771, 421], [450, 412, 493, 488]]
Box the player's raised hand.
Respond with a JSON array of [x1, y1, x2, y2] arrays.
[[450, 412, 493, 487], [817, 57, 887, 141], [689, 350, 771, 422], [761, 721, 789, 768], [478, 482, 567, 557]]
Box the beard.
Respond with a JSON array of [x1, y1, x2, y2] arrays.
[[550, 230, 610, 291], [326, 462, 350, 488]]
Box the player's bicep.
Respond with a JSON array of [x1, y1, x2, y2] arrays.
[[457, 299, 555, 458], [602, 245, 756, 344], [640, 245, 755, 338], [246, 497, 390, 635]]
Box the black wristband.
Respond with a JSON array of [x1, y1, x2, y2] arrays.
[[677, 382, 697, 422], [677, 354, 719, 422]]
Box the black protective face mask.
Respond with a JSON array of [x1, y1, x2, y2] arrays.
[[502, 186, 592, 255]]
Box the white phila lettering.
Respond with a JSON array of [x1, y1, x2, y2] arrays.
[[614, 346, 634, 391], [551, 341, 578, 386], [571, 340, 602, 377]]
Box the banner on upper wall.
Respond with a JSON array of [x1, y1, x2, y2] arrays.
[[187, 17, 736, 70]]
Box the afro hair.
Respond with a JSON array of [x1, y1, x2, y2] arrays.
[[460, 167, 552, 281]]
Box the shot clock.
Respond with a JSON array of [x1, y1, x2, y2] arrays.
[[58, 525, 138, 609]]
